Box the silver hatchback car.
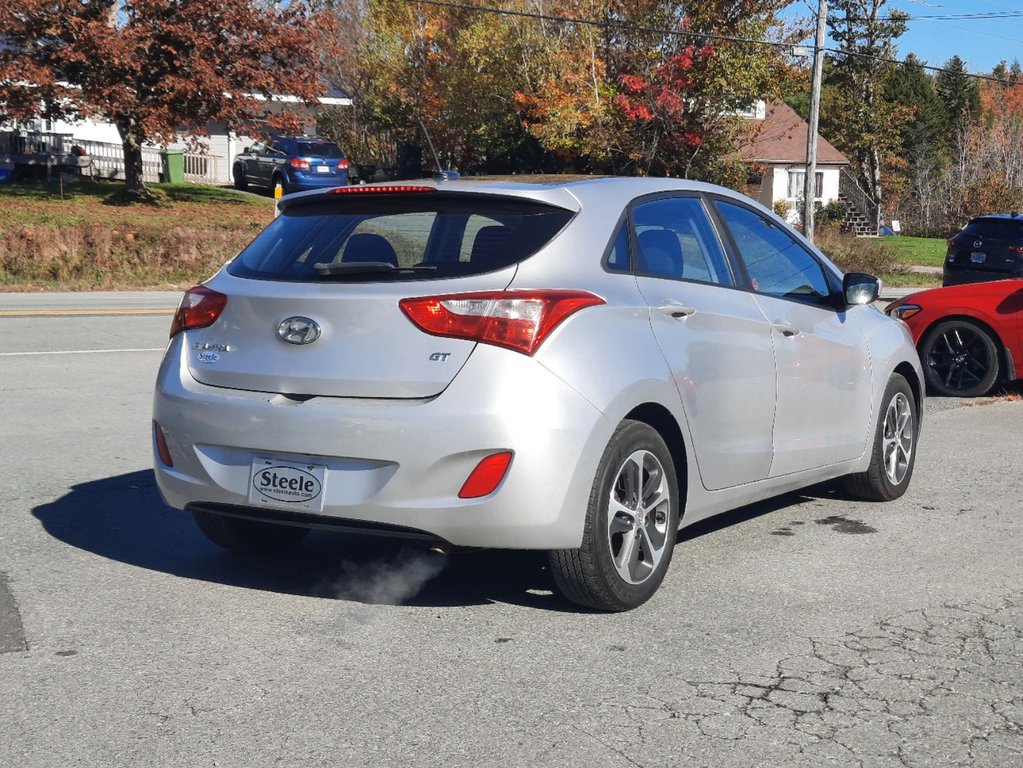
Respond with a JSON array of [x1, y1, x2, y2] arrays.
[[153, 177, 923, 611]]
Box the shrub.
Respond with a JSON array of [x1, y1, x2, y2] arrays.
[[815, 229, 908, 277]]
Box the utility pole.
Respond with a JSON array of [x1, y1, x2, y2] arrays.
[[804, 0, 828, 243]]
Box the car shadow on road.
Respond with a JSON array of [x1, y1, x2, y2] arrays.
[[32, 470, 860, 613], [30, 469, 573, 611]]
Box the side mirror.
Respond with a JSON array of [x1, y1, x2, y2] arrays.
[[843, 272, 880, 306]]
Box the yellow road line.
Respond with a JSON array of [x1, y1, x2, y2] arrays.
[[0, 308, 174, 317]]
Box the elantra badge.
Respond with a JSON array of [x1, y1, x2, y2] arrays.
[[277, 316, 321, 345]]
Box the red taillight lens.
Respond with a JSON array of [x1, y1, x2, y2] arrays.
[[289, 157, 311, 170], [169, 286, 227, 338], [339, 158, 349, 170], [459, 452, 514, 499], [399, 290, 605, 356], [1009, 246, 1023, 255]]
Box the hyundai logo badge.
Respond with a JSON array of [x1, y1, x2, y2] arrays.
[[277, 316, 321, 345]]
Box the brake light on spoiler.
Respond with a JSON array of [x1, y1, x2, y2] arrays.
[[399, 290, 605, 356], [329, 185, 436, 195]]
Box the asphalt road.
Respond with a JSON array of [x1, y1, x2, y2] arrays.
[[1, 293, 1021, 768]]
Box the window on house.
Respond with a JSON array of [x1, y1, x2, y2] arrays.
[[787, 171, 823, 200]]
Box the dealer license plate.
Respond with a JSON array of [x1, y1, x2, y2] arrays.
[[970, 251, 987, 263], [248, 456, 326, 513]]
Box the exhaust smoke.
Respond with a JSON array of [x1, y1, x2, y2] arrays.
[[328, 545, 448, 605]]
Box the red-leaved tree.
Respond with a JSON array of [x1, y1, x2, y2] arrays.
[[0, 0, 336, 201]]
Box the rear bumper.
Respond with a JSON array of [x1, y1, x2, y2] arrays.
[[153, 336, 611, 549], [286, 171, 350, 191]]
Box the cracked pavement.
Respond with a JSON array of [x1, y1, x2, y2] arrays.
[[1, 306, 1022, 767], [580, 593, 1023, 767]]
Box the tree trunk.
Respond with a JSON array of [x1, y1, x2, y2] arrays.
[[113, 115, 157, 204]]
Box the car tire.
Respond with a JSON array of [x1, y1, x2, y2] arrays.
[[232, 165, 248, 191], [844, 373, 917, 502], [192, 509, 309, 554], [549, 420, 679, 612], [920, 319, 1000, 397]]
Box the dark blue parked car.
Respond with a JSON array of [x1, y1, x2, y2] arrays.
[[233, 136, 349, 194]]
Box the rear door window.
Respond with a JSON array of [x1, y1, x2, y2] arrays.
[[228, 194, 574, 282], [631, 196, 733, 286]]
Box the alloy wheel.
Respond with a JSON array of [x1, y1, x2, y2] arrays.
[[606, 449, 671, 585], [882, 392, 913, 486], [927, 326, 994, 393]]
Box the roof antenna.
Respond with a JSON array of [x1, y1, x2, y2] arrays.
[[416, 114, 459, 182]]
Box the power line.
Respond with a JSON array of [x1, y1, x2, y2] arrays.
[[878, 12, 1023, 20], [408, 0, 1023, 86], [410, 0, 792, 53]]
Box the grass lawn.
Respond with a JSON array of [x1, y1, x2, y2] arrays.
[[878, 236, 947, 267], [0, 179, 274, 289]]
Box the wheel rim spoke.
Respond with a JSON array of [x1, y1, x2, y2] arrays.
[[881, 393, 913, 485], [929, 327, 993, 394], [606, 449, 672, 585]]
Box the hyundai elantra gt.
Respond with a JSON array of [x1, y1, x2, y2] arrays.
[[153, 176, 923, 611]]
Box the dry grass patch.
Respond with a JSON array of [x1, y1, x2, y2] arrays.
[[0, 180, 272, 289]]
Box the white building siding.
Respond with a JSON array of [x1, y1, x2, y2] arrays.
[[769, 165, 842, 224]]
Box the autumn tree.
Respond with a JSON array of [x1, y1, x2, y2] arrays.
[[824, 0, 909, 228], [0, 0, 336, 202], [321, 0, 532, 176], [513, 0, 791, 181]]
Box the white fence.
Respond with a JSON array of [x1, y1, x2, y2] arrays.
[[1, 130, 219, 185]]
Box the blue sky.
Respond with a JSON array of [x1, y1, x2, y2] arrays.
[[784, 0, 1023, 75]]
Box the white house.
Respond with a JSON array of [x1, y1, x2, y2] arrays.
[[737, 100, 849, 225]]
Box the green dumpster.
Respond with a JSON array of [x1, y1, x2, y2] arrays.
[[160, 150, 185, 183]]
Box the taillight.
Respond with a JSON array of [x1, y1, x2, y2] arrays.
[[169, 286, 227, 338], [1009, 245, 1023, 255], [289, 157, 310, 170], [339, 158, 349, 170], [399, 290, 605, 356]]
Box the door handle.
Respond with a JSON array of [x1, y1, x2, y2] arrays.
[[657, 302, 696, 319], [772, 322, 799, 337]]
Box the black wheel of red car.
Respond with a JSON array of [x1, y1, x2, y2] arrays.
[[192, 509, 308, 554], [920, 319, 1000, 397], [232, 164, 248, 191]]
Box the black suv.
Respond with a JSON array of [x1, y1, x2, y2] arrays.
[[944, 214, 1023, 286]]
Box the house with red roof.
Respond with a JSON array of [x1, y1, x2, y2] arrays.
[[737, 100, 878, 235]]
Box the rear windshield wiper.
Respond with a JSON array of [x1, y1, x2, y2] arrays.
[[313, 262, 438, 279]]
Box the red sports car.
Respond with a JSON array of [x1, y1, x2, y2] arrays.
[[886, 279, 1023, 397]]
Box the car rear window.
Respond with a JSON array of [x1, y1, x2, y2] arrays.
[[294, 141, 343, 158], [227, 194, 575, 282], [962, 219, 1023, 240]]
